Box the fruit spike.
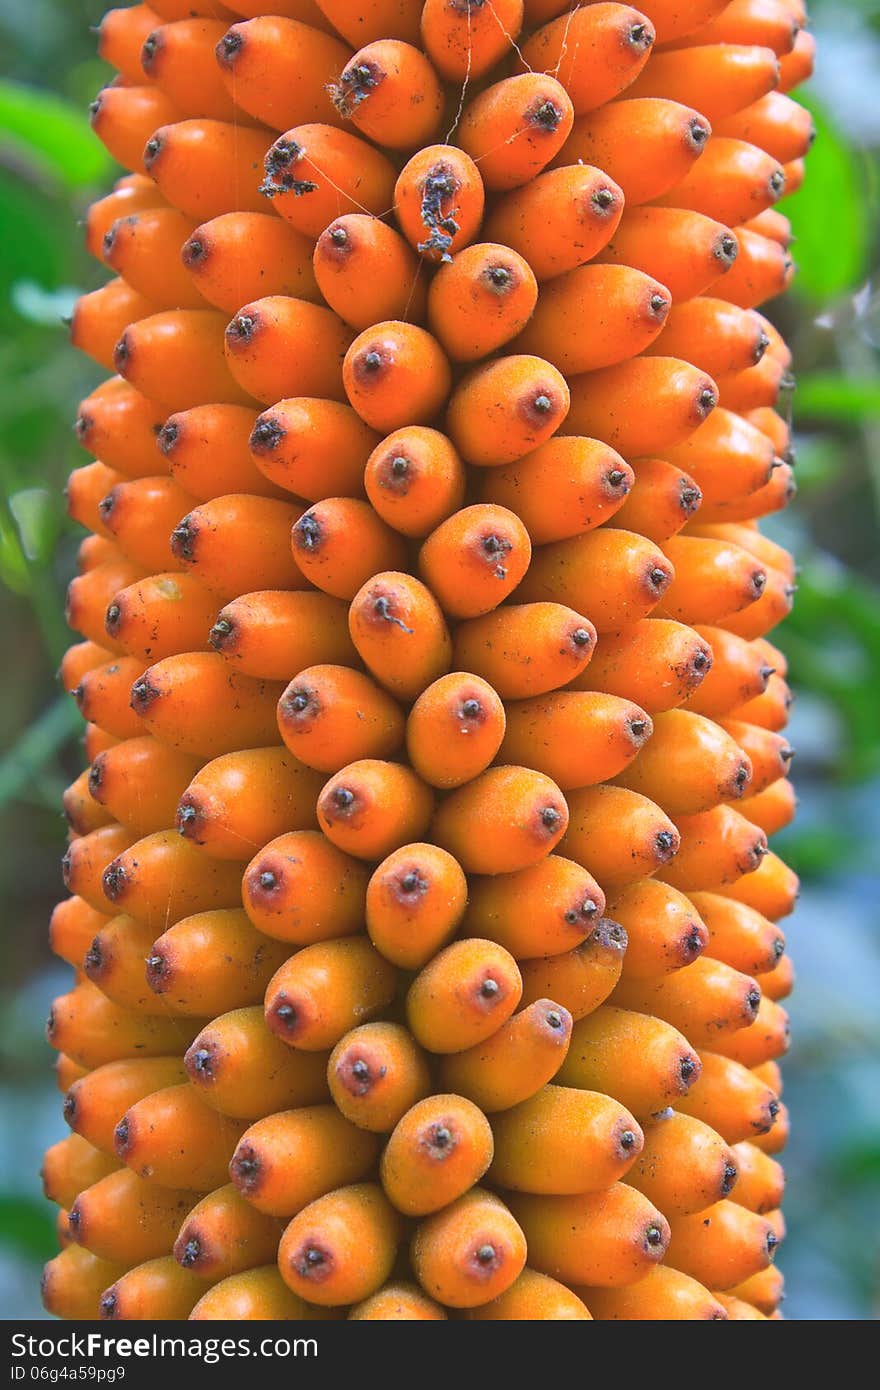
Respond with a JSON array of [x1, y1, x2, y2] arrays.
[[47, 0, 809, 1319]]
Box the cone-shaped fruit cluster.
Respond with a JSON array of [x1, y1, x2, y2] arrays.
[[45, 0, 810, 1322]]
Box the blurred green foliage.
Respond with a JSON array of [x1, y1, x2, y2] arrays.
[[0, 0, 878, 1321]]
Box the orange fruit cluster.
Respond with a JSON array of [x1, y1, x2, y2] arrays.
[[46, 0, 810, 1321]]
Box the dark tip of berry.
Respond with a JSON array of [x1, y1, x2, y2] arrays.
[[603, 920, 627, 948], [769, 1099, 780, 1119], [649, 566, 669, 590], [689, 118, 709, 146], [227, 313, 256, 344], [430, 1125, 453, 1150], [208, 617, 233, 649], [487, 265, 512, 289], [170, 516, 197, 561], [145, 952, 167, 982], [681, 485, 702, 511], [718, 233, 739, 263], [102, 861, 126, 900], [157, 421, 178, 454], [249, 417, 284, 452], [362, 350, 382, 372], [546, 1010, 564, 1030], [189, 1047, 213, 1076], [130, 676, 160, 712], [217, 30, 243, 64], [332, 786, 355, 810], [180, 1238, 201, 1268], [593, 186, 616, 210], [620, 1129, 637, 1150], [372, 594, 413, 633], [684, 927, 704, 960], [480, 978, 499, 998], [698, 386, 717, 412], [329, 225, 348, 247], [769, 169, 786, 196], [99, 1291, 118, 1319], [294, 514, 322, 552], [182, 237, 206, 267], [572, 627, 592, 647], [475, 1245, 496, 1266], [530, 99, 562, 131], [399, 870, 428, 895], [656, 829, 676, 856], [113, 334, 130, 369], [645, 1224, 664, 1248], [722, 1162, 738, 1195], [141, 33, 159, 68], [680, 1055, 697, 1081], [532, 393, 552, 414], [541, 806, 561, 829], [83, 936, 103, 974], [607, 468, 627, 488], [650, 293, 668, 315]]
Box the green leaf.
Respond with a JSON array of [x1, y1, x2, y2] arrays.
[[795, 373, 880, 420], [0, 171, 67, 303], [0, 1193, 55, 1263], [0, 79, 111, 190], [0, 697, 82, 810], [785, 95, 869, 298], [9, 488, 59, 564], [0, 504, 29, 593]]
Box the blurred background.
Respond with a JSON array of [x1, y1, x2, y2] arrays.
[[0, 0, 878, 1321]]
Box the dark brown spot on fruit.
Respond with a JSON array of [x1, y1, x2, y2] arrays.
[[216, 30, 243, 67], [249, 416, 284, 452], [170, 515, 198, 561], [295, 1243, 332, 1280], [529, 98, 563, 132]]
